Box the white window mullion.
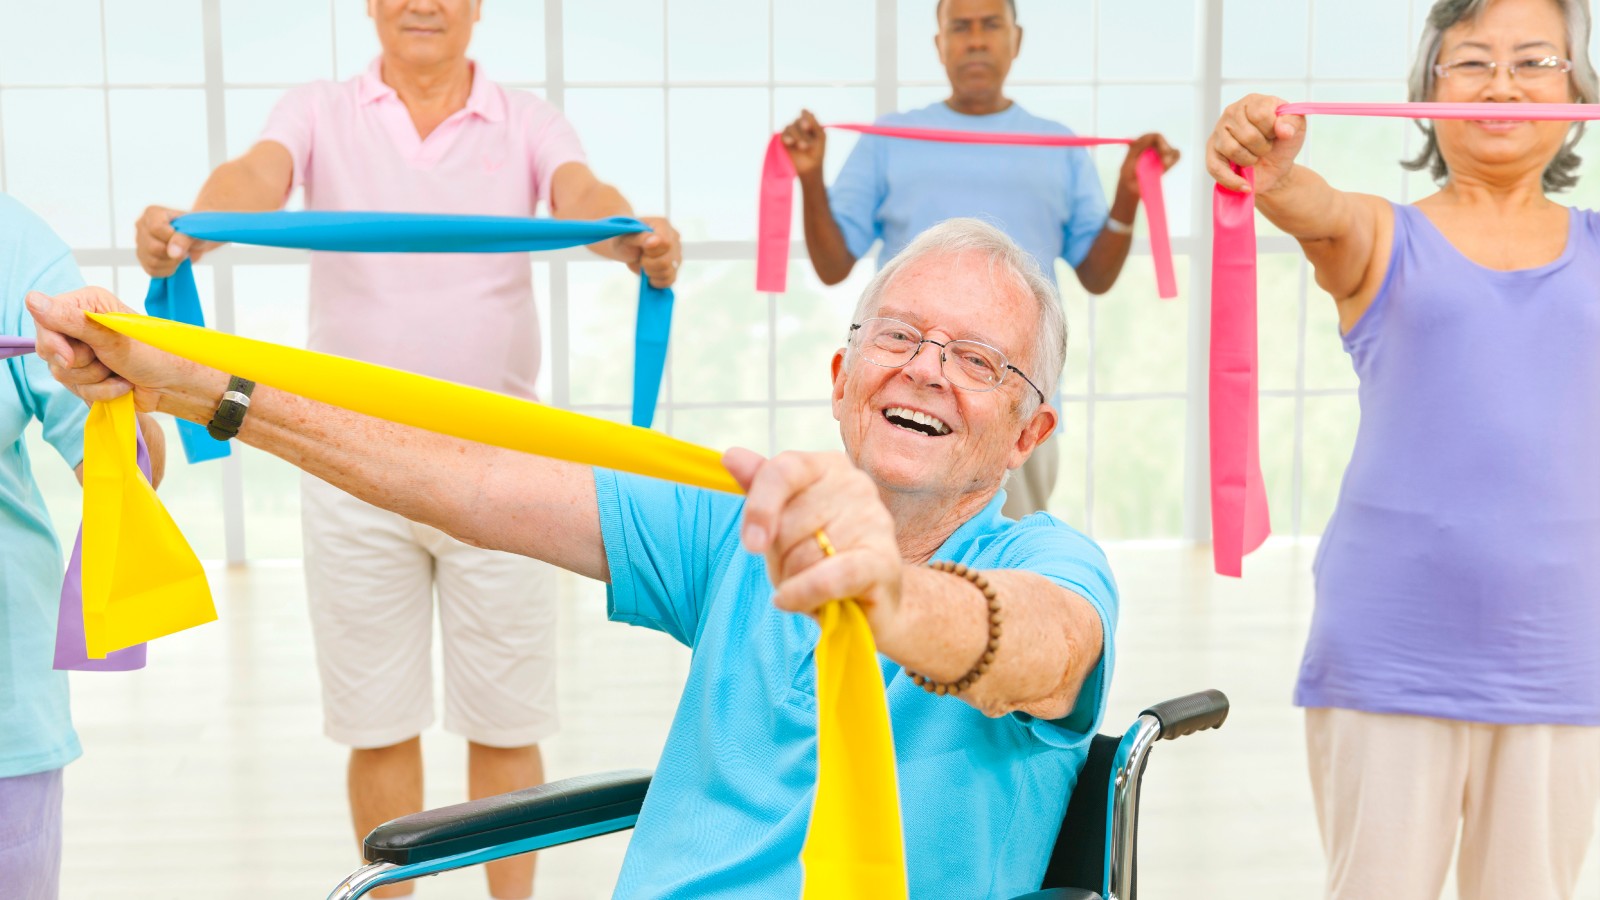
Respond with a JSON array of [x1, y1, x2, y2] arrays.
[[767, 0, 779, 455], [546, 0, 570, 413], [1184, 0, 1227, 543], [875, 0, 897, 116], [194, 0, 248, 564]]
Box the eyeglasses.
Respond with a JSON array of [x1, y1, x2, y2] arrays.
[[1434, 55, 1573, 86], [849, 317, 1047, 405]]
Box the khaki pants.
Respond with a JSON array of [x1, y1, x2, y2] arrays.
[[1001, 432, 1060, 519], [1305, 707, 1600, 900]]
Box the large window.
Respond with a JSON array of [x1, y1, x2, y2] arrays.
[[7, 0, 1599, 560], [899, 0, 1209, 540]]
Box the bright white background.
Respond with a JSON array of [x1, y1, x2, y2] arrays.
[[14, 0, 1600, 559], [5, 2, 1600, 897]]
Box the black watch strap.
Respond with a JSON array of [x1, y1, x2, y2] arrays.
[[206, 376, 256, 441]]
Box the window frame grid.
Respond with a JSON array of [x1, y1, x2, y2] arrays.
[[0, 0, 1379, 559]]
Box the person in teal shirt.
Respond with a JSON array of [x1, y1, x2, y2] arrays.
[[778, 0, 1179, 521], [31, 216, 1112, 898], [0, 193, 165, 899]]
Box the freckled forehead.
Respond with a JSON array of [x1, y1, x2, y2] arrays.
[[872, 252, 1036, 355]]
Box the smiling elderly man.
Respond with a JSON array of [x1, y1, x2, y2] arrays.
[[27, 218, 1116, 899]]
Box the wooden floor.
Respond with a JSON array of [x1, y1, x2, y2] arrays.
[[59, 542, 1600, 898]]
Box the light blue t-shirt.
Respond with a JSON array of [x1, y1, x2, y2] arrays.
[[829, 101, 1111, 277], [0, 193, 89, 778], [595, 469, 1118, 899]]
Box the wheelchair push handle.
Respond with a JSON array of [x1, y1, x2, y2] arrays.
[[1140, 689, 1229, 741]]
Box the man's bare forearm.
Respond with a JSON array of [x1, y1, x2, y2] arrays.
[[875, 567, 1104, 720], [567, 186, 639, 263], [798, 173, 857, 285], [192, 148, 293, 212], [154, 362, 609, 581], [1074, 189, 1139, 295]]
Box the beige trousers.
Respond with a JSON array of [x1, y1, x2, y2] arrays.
[[1305, 707, 1600, 900]]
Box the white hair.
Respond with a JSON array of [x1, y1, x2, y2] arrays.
[[847, 218, 1067, 413], [1404, 0, 1597, 191]]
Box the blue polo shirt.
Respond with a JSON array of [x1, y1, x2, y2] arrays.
[[595, 469, 1118, 899], [828, 101, 1111, 278], [0, 193, 89, 778]]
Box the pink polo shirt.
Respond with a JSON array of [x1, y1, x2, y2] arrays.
[[258, 57, 586, 398]]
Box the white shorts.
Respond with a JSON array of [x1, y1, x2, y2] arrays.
[[301, 474, 559, 749]]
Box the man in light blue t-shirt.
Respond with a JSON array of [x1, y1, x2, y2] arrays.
[[0, 194, 166, 898], [32, 218, 1116, 898], [780, 0, 1178, 519]]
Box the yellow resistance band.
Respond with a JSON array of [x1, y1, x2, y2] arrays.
[[88, 312, 906, 897], [83, 393, 214, 658]]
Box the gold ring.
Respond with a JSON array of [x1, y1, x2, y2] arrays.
[[814, 529, 836, 558]]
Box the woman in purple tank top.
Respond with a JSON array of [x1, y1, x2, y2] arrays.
[[1206, 1, 1600, 898]]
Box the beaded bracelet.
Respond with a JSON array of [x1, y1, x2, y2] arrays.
[[907, 560, 1003, 696]]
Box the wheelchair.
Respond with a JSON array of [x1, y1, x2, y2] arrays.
[[328, 689, 1228, 900]]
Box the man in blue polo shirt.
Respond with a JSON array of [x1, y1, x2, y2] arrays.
[[781, 0, 1178, 520], [32, 218, 1115, 898], [0, 193, 166, 898]]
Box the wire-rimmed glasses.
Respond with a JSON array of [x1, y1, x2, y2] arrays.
[[848, 317, 1046, 405]]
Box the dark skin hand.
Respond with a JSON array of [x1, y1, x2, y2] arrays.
[[783, 0, 1180, 292], [779, 111, 1179, 293]]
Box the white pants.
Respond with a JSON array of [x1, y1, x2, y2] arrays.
[[1305, 707, 1600, 900], [301, 474, 559, 749]]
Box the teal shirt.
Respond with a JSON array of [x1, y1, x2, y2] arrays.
[[595, 470, 1118, 899], [0, 193, 88, 778]]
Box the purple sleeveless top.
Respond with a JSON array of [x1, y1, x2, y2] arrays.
[[1299, 203, 1600, 726]]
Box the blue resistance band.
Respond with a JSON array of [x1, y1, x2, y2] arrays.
[[144, 212, 674, 463]]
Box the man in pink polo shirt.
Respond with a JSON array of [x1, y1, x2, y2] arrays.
[[133, 3, 681, 897]]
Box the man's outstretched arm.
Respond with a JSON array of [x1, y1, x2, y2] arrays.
[[28, 287, 611, 582]]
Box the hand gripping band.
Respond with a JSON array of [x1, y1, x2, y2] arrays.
[[1208, 101, 1600, 576], [145, 212, 675, 462], [757, 122, 1176, 299]]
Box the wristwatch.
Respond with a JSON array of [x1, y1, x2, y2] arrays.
[[206, 376, 256, 441]]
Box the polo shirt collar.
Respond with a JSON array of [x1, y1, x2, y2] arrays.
[[356, 56, 505, 123]]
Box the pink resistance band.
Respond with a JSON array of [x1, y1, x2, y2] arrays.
[[757, 123, 1177, 297], [1210, 101, 1600, 577]]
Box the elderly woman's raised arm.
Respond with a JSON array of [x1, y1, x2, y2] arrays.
[[1208, 93, 1394, 330], [25, 287, 612, 583]]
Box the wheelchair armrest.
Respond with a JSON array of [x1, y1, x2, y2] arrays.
[[1141, 688, 1229, 740], [1008, 890, 1103, 900], [363, 769, 652, 866]]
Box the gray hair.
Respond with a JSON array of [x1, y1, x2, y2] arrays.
[[1404, 0, 1598, 192], [847, 218, 1066, 414]]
